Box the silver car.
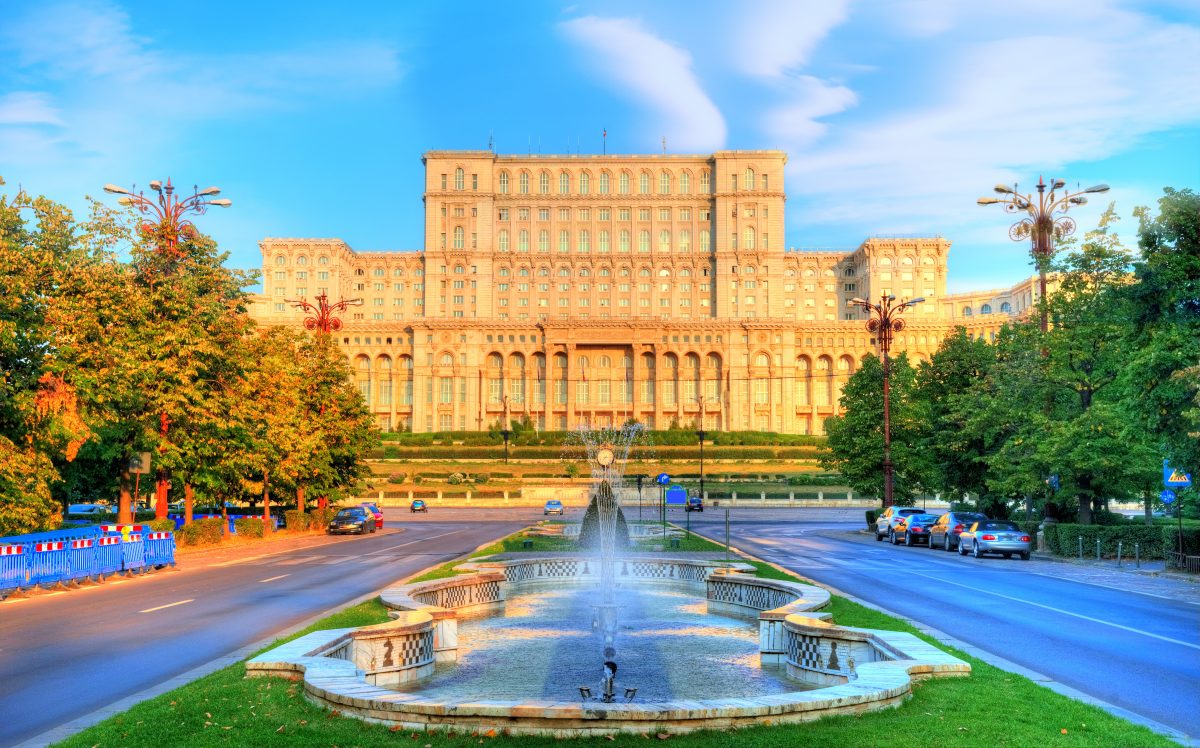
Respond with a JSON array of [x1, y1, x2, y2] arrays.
[[874, 506, 924, 543], [958, 520, 1032, 560]]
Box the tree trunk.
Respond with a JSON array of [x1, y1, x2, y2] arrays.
[[155, 470, 169, 519], [221, 500, 230, 537], [184, 483, 195, 526], [262, 471, 273, 534], [118, 471, 134, 525], [1078, 476, 1094, 525], [1144, 491, 1153, 526], [297, 486, 306, 513], [318, 495, 328, 510]]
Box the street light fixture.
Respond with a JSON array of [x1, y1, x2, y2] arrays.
[[978, 176, 1109, 332], [850, 294, 924, 509], [694, 397, 713, 508], [285, 292, 363, 334], [104, 178, 232, 259], [500, 395, 512, 464]]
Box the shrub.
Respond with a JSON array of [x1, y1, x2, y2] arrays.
[[283, 510, 310, 531], [233, 517, 266, 538], [413, 475, 424, 484], [148, 518, 177, 533], [474, 473, 489, 484], [387, 473, 407, 484], [865, 510, 877, 529], [1049, 523, 1166, 559], [382, 446, 400, 459], [309, 506, 338, 528], [178, 517, 225, 546], [447, 472, 465, 485], [1163, 525, 1200, 556]]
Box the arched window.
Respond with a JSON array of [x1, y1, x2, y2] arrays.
[[372, 267, 384, 277], [754, 352, 770, 367], [578, 230, 590, 252], [275, 255, 287, 266], [743, 226, 755, 250], [619, 172, 630, 194], [518, 229, 529, 252], [579, 172, 590, 193], [619, 229, 631, 253], [599, 230, 610, 253], [679, 229, 691, 252], [1000, 301, 1012, 313], [296, 255, 308, 266], [578, 267, 590, 277], [638, 172, 650, 194], [559, 230, 569, 253], [981, 303, 992, 314], [639, 230, 650, 253], [539, 229, 549, 252], [557, 266, 570, 277], [639, 268, 651, 277], [745, 167, 755, 189], [619, 266, 631, 277], [795, 356, 811, 406], [453, 226, 464, 249], [498, 266, 510, 277], [518, 266, 530, 277], [499, 171, 510, 194], [699, 170, 711, 193], [659, 171, 670, 194], [454, 265, 465, 274], [598, 355, 612, 368], [539, 171, 550, 194], [394, 267, 404, 276], [318, 256, 329, 265], [744, 265, 756, 275], [962, 306, 973, 316], [599, 172, 610, 194], [658, 229, 670, 252], [498, 230, 509, 252], [658, 268, 671, 278], [440, 352, 454, 366], [599, 267, 611, 277], [454, 167, 464, 190], [519, 171, 529, 194], [680, 172, 691, 194], [559, 172, 570, 194], [845, 266, 855, 276]]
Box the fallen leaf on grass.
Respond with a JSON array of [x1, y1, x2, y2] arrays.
[[389, 726, 403, 733], [1061, 729, 1069, 735], [657, 733, 671, 740], [276, 725, 285, 733]]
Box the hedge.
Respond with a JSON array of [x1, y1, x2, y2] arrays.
[[283, 510, 310, 531], [1046, 523, 1171, 559], [310, 507, 338, 529], [377, 430, 831, 449], [865, 510, 877, 529], [177, 517, 225, 546], [147, 518, 177, 533], [368, 445, 822, 461], [233, 517, 266, 538]]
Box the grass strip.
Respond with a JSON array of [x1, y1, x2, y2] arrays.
[[56, 532, 1174, 748]]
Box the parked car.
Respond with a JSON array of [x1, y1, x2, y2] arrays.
[[410, 499, 428, 513], [359, 502, 384, 529], [685, 496, 704, 512], [929, 511, 988, 551], [895, 513, 940, 546], [68, 503, 113, 517], [958, 520, 1032, 560], [327, 507, 375, 535], [874, 506, 924, 542], [543, 499, 564, 516]]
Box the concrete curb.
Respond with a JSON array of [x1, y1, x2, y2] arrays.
[[11, 526, 520, 748]]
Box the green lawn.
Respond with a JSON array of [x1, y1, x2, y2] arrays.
[[55, 531, 1174, 748]]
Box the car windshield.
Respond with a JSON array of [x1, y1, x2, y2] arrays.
[[910, 514, 939, 523], [899, 509, 921, 515], [982, 522, 1020, 531], [959, 513, 987, 522], [335, 509, 362, 519]]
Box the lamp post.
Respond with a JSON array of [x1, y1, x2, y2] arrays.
[[103, 178, 231, 524], [285, 292, 364, 334], [500, 395, 512, 464], [694, 397, 711, 507], [849, 294, 924, 509], [978, 177, 1109, 332]]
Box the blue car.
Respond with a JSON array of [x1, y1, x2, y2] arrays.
[[410, 499, 428, 513], [544, 500, 564, 516]]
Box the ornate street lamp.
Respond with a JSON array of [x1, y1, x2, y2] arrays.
[[500, 395, 513, 463], [285, 292, 363, 334], [103, 179, 231, 259], [978, 177, 1109, 332], [103, 177, 231, 524], [694, 397, 713, 508], [850, 294, 925, 508]]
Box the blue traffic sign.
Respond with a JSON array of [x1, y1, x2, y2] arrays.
[[1160, 489, 1176, 504], [1164, 459, 1192, 488], [665, 484, 687, 505], [655, 473, 670, 485], [1047, 474, 1060, 491]]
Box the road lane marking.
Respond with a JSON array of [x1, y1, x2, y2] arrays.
[[139, 599, 194, 613], [363, 530, 461, 555], [258, 574, 290, 583], [907, 571, 1200, 651]]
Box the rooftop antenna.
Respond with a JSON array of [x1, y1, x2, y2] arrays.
[[662, 136, 667, 154], [488, 132, 494, 152], [603, 128, 607, 155]]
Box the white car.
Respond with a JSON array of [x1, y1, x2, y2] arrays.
[[68, 503, 114, 516]]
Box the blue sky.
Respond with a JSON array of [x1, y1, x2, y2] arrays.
[[2, 0, 1197, 292]]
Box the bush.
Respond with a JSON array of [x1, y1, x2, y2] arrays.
[[177, 517, 225, 547], [474, 473, 489, 484], [283, 510, 310, 531], [1163, 525, 1200, 556], [447, 472, 465, 485], [387, 473, 407, 484], [1048, 523, 1166, 559], [310, 506, 338, 529], [148, 518, 177, 533], [233, 517, 266, 538], [865, 510, 877, 529]]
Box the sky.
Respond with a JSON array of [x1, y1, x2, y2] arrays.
[[2, 0, 1198, 293]]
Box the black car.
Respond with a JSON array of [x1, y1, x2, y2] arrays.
[[929, 511, 988, 551], [328, 507, 375, 535], [896, 513, 940, 546], [685, 496, 704, 512]]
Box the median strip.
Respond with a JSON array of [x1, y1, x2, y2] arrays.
[[139, 599, 194, 613]]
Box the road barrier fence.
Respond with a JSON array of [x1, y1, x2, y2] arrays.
[[0, 525, 175, 597]]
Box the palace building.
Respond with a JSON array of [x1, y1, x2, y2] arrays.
[[251, 150, 1039, 434]]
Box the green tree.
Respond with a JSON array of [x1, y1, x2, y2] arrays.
[[821, 354, 923, 505]]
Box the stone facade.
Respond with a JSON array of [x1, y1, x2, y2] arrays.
[[252, 150, 1040, 434]]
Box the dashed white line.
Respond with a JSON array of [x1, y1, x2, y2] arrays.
[[139, 599, 194, 613], [258, 574, 290, 583]]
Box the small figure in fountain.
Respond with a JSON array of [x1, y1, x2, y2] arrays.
[[600, 660, 618, 703]]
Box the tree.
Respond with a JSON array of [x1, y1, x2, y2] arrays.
[[821, 353, 923, 505]]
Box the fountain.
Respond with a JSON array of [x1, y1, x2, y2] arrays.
[[248, 420, 972, 736]]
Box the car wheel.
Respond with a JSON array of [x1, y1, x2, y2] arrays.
[[1020, 552, 1030, 561], [944, 535, 953, 552], [973, 542, 982, 559], [904, 532, 913, 547], [959, 540, 968, 556], [875, 529, 883, 541], [1003, 552, 1011, 559], [888, 529, 895, 544]]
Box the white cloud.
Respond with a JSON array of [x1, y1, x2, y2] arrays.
[[735, 0, 850, 78], [0, 92, 64, 126], [763, 76, 857, 148], [560, 16, 725, 152]]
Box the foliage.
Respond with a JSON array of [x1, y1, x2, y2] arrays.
[[147, 518, 177, 533], [177, 517, 225, 546], [865, 509, 877, 529], [233, 517, 265, 538], [283, 510, 310, 531]]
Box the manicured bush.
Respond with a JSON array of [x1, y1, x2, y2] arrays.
[[147, 518, 177, 533], [474, 473, 489, 484], [386, 473, 407, 484], [309, 507, 338, 529], [865, 510, 878, 529], [1013, 520, 1041, 539], [1163, 525, 1200, 556], [1048, 523, 1166, 559], [447, 472, 465, 485], [178, 517, 225, 546], [233, 517, 265, 538], [283, 510, 310, 531]]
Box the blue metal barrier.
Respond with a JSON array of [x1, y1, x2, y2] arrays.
[[144, 531, 176, 567], [0, 543, 28, 592], [95, 535, 123, 576], [28, 540, 71, 587], [121, 532, 146, 573], [68, 537, 99, 581]]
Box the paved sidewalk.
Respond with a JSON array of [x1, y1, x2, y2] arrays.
[[1025, 551, 1200, 605]]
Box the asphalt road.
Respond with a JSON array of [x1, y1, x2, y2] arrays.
[[686, 508, 1200, 741], [0, 508, 534, 748]]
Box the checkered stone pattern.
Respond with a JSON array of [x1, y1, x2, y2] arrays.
[[394, 629, 434, 669], [787, 632, 830, 672], [414, 580, 502, 609], [707, 579, 794, 611], [504, 559, 587, 583], [621, 560, 708, 582]]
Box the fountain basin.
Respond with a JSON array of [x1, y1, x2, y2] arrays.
[[248, 557, 969, 736]]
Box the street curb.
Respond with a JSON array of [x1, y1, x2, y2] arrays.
[[717, 531, 1196, 747], [11, 525, 520, 748]]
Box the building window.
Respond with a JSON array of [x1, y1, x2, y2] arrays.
[[680, 172, 690, 193], [620, 230, 631, 253], [499, 172, 509, 193], [619, 172, 630, 194], [539, 171, 550, 194], [539, 229, 549, 252], [700, 171, 710, 192], [519, 229, 529, 252], [658, 230, 670, 252], [578, 230, 590, 253], [579, 172, 590, 193], [453, 226, 464, 249], [639, 172, 650, 194], [519, 172, 529, 194], [498, 230, 509, 252], [599, 172, 610, 194], [659, 171, 670, 194], [700, 230, 710, 253], [559, 172, 570, 194], [454, 168, 464, 190], [559, 230, 569, 253], [744, 226, 755, 250]]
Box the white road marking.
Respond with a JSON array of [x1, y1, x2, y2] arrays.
[[363, 530, 461, 555], [907, 571, 1200, 651], [273, 556, 323, 566], [258, 574, 290, 583], [139, 599, 194, 613], [321, 556, 355, 565]]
